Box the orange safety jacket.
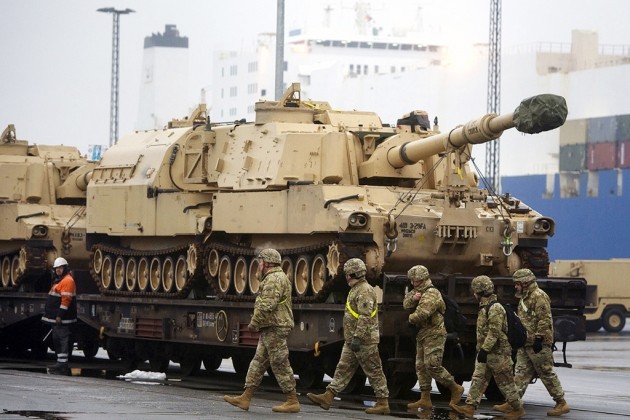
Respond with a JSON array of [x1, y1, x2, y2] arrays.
[[42, 272, 77, 324]]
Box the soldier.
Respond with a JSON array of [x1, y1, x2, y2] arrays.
[[223, 248, 300, 413], [450, 275, 525, 418], [494, 268, 570, 417], [306, 258, 390, 415], [405, 265, 464, 411]]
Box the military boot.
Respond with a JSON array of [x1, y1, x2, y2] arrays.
[[450, 403, 475, 418], [547, 398, 570, 416], [306, 389, 335, 410], [272, 390, 300, 413], [493, 401, 511, 413], [503, 401, 526, 419], [224, 386, 255, 411], [407, 391, 432, 410], [365, 398, 390, 415], [449, 382, 465, 406]]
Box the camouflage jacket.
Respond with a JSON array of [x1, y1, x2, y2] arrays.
[[518, 282, 554, 346], [344, 278, 380, 344], [404, 280, 446, 339], [250, 266, 294, 330], [476, 294, 511, 354]]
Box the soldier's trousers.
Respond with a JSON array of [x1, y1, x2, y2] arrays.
[[415, 333, 456, 390], [244, 326, 296, 393], [465, 352, 522, 408], [327, 342, 389, 398], [514, 346, 565, 400]]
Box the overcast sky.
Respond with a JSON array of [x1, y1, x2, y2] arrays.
[[1, 0, 628, 153]]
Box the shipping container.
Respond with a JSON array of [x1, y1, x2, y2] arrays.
[[587, 116, 617, 144], [587, 142, 617, 171], [618, 140, 630, 168], [616, 114, 630, 142], [559, 143, 586, 172], [560, 119, 587, 146]]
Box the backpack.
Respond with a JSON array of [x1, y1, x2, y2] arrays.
[[485, 302, 527, 348], [428, 287, 467, 335]]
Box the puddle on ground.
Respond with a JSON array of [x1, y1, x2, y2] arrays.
[[2, 410, 69, 420]]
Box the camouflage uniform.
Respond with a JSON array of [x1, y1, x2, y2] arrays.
[[404, 279, 458, 392], [514, 276, 565, 400], [326, 277, 389, 398], [465, 294, 523, 409], [244, 265, 296, 393]]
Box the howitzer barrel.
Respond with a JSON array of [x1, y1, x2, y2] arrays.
[[387, 94, 568, 168]]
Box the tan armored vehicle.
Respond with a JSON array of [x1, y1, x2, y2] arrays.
[[0, 124, 94, 291], [87, 83, 566, 299]]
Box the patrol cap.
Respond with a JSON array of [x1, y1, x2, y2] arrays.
[[344, 258, 366, 277], [512, 268, 536, 283], [258, 248, 281, 264], [53, 257, 68, 268], [407, 265, 429, 281], [471, 275, 494, 294]]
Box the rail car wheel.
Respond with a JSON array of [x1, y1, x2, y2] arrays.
[[137, 257, 149, 291], [1, 256, 10, 287], [217, 255, 232, 294], [10, 255, 21, 287], [149, 257, 162, 292], [92, 248, 104, 274], [114, 256, 125, 291], [298, 368, 324, 389], [484, 378, 503, 401], [233, 256, 248, 295], [202, 355, 222, 372], [82, 341, 100, 360], [162, 257, 175, 292], [387, 373, 417, 398], [125, 257, 138, 291], [343, 372, 366, 394], [231, 354, 251, 378], [149, 356, 170, 373], [101, 256, 113, 290], [294, 255, 311, 297], [180, 355, 202, 377], [207, 248, 220, 278], [175, 255, 188, 292], [311, 254, 327, 294], [248, 258, 261, 294]]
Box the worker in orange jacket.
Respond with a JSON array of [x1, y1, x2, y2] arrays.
[[41, 257, 77, 375]]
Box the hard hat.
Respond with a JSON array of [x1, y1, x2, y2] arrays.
[[512, 268, 536, 283], [53, 257, 68, 268], [407, 265, 429, 281], [471, 275, 494, 294], [344, 258, 366, 277], [257, 248, 281, 264]]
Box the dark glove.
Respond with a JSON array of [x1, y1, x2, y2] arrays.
[[533, 336, 543, 353], [477, 349, 488, 363], [350, 336, 361, 352]]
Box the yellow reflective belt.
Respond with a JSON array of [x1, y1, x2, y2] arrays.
[[346, 299, 377, 319]]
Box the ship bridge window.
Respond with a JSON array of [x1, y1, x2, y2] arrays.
[[360, 42, 372, 48], [401, 44, 412, 51], [347, 41, 358, 48], [387, 43, 400, 50], [373, 42, 387, 49], [332, 40, 344, 47], [414, 45, 427, 51]]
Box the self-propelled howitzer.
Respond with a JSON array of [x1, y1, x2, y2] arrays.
[[86, 84, 567, 300]]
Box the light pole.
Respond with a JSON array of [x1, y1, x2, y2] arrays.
[[98, 7, 134, 147]]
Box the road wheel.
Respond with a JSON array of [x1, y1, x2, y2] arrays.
[[603, 308, 626, 333]]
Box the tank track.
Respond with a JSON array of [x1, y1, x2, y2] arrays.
[[0, 246, 49, 291], [89, 240, 373, 302]]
